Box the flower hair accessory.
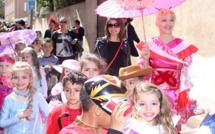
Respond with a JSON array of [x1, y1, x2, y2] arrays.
[[0, 54, 15, 64]]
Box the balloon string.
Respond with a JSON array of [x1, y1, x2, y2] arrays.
[[141, 9, 146, 44]]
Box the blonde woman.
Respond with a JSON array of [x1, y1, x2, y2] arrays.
[[137, 8, 198, 130]]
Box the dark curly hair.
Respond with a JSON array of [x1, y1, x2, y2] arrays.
[[62, 70, 88, 86]]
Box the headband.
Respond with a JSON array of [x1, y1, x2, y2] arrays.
[[0, 55, 15, 64]]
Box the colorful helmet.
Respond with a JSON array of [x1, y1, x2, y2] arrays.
[[83, 75, 132, 116]]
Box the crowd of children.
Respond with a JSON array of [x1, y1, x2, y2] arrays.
[[0, 8, 211, 134]]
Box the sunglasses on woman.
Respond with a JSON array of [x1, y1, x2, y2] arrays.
[[107, 23, 120, 28]]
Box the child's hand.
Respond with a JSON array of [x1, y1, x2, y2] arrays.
[[44, 65, 52, 72], [141, 44, 150, 60], [18, 109, 33, 119], [109, 102, 131, 132]]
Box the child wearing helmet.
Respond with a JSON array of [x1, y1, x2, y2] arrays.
[[60, 75, 132, 134]]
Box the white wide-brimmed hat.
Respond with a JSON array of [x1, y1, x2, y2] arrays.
[[53, 59, 80, 73]]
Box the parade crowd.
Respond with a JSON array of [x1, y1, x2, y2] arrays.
[[0, 8, 212, 134]]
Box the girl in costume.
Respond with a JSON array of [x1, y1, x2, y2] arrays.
[[136, 8, 198, 129], [0, 53, 15, 111], [124, 82, 177, 134], [94, 18, 131, 76], [0, 62, 49, 134], [31, 38, 43, 56], [0, 53, 15, 134], [21, 47, 48, 98], [80, 53, 106, 79], [49, 59, 80, 111]]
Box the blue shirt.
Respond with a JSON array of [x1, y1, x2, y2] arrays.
[[38, 54, 59, 67]]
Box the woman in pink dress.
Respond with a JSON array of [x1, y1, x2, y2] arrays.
[[137, 8, 198, 130]]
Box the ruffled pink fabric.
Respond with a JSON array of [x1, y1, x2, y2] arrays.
[[0, 76, 13, 111], [0, 76, 14, 89]]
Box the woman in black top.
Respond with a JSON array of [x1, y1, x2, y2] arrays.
[[44, 19, 56, 38], [94, 18, 131, 76]]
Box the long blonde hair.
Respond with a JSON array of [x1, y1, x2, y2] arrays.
[[132, 82, 177, 134], [12, 61, 37, 120]]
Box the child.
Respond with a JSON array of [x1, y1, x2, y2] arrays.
[[49, 59, 80, 110], [31, 38, 43, 56], [118, 64, 152, 100], [80, 53, 106, 78], [124, 82, 177, 134], [60, 75, 132, 134], [38, 38, 59, 96], [35, 30, 43, 43], [22, 47, 48, 98], [0, 61, 49, 134], [0, 53, 15, 133], [45, 70, 88, 134], [14, 40, 26, 61], [0, 53, 15, 111]]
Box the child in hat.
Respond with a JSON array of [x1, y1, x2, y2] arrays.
[[118, 65, 152, 101], [48, 59, 80, 111]]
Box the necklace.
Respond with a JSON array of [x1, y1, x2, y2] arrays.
[[14, 89, 30, 98]]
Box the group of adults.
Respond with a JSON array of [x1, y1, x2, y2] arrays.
[[44, 17, 85, 63]]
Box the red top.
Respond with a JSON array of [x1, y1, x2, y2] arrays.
[[45, 103, 82, 134]]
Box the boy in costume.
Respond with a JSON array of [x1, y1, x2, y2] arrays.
[[60, 75, 132, 134], [45, 71, 87, 134]]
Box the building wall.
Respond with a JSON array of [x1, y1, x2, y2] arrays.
[[5, 0, 15, 20], [33, 0, 98, 54], [5, 0, 29, 20]]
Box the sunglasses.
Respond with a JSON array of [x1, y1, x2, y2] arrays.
[[60, 21, 67, 24], [107, 23, 120, 28]]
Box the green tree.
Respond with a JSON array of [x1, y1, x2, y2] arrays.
[[54, 0, 85, 9]]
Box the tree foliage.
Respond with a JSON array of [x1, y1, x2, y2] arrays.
[[54, 0, 85, 9], [37, 0, 85, 13]]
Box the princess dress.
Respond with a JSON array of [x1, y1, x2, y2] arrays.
[[0, 92, 49, 134]]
